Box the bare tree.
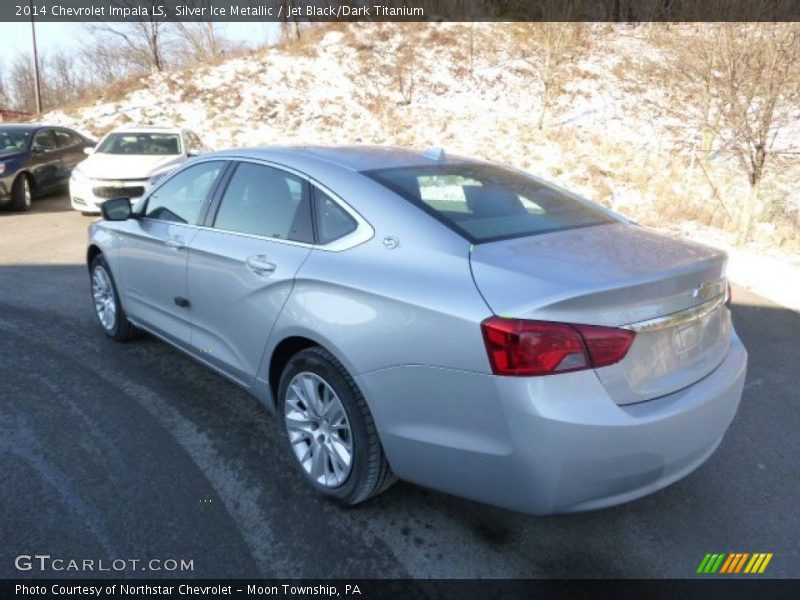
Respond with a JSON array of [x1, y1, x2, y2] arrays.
[[279, 1, 302, 42], [0, 66, 9, 108], [661, 24, 800, 244], [510, 20, 589, 129], [89, 1, 170, 72], [353, 24, 419, 107], [173, 1, 228, 63], [8, 54, 36, 112], [79, 42, 144, 87]]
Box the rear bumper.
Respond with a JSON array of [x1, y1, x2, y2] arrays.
[[358, 332, 747, 514]]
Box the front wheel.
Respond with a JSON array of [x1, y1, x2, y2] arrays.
[[278, 347, 395, 505], [90, 254, 135, 341]]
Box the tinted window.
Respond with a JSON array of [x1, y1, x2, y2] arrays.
[[54, 129, 78, 148], [97, 132, 181, 155], [314, 188, 357, 244], [365, 164, 614, 243], [32, 130, 56, 150], [213, 162, 313, 243], [186, 131, 203, 150], [0, 128, 31, 151], [145, 161, 224, 224]]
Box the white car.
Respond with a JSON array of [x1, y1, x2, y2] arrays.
[[70, 127, 209, 214]]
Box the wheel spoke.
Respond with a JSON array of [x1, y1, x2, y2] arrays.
[[286, 416, 315, 434]]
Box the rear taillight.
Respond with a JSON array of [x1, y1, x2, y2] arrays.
[[480, 317, 635, 377]]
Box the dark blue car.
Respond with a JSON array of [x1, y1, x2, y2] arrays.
[[0, 124, 94, 212]]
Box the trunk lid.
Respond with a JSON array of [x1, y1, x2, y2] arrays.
[[470, 222, 732, 404]]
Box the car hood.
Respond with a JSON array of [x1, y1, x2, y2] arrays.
[[76, 153, 184, 180]]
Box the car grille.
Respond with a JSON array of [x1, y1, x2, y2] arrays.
[[92, 186, 145, 199]]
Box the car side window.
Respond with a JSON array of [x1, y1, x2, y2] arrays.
[[213, 162, 314, 243], [53, 129, 77, 148], [314, 188, 357, 244], [186, 131, 203, 153], [145, 161, 224, 224], [32, 130, 56, 151]]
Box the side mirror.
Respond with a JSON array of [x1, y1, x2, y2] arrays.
[[101, 197, 132, 221], [83, 147, 95, 155]]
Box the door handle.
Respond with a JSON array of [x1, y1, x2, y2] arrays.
[[245, 255, 276, 276], [165, 237, 186, 250]]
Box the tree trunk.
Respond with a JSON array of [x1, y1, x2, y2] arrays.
[[736, 180, 760, 246]]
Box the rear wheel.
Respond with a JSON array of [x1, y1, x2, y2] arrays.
[[10, 174, 32, 211], [278, 347, 395, 505], [90, 254, 135, 341]]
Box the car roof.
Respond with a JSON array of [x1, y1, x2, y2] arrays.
[[107, 126, 184, 134], [0, 124, 43, 132], [210, 145, 476, 172]]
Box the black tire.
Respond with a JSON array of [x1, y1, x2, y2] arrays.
[[89, 254, 135, 342], [10, 174, 32, 211], [278, 347, 396, 505]]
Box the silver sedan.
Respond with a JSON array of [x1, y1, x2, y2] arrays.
[[86, 146, 747, 514]]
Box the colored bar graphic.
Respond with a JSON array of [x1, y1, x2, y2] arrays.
[[711, 553, 726, 573], [734, 553, 750, 573], [697, 554, 713, 573], [720, 554, 736, 574], [758, 553, 773, 573], [700, 552, 772, 575]]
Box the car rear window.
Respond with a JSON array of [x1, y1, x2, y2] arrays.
[[364, 163, 614, 243]]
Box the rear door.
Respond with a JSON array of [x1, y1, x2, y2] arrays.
[[53, 128, 86, 177], [114, 160, 227, 346], [186, 160, 314, 384], [29, 129, 61, 191]]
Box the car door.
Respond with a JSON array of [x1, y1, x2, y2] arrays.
[[186, 161, 314, 385], [53, 129, 85, 175], [113, 160, 227, 347], [29, 129, 61, 191]]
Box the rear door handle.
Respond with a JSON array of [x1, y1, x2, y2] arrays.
[[165, 237, 186, 250], [245, 255, 276, 277]]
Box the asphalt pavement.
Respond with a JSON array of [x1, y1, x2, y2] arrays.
[[1, 193, 798, 578]]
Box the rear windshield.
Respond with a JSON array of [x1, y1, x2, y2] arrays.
[[364, 163, 614, 243], [97, 132, 181, 156]]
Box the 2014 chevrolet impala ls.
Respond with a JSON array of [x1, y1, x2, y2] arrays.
[[86, 146, 747, 514]]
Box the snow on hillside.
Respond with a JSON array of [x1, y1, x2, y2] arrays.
[[43, 23, 800, 312]]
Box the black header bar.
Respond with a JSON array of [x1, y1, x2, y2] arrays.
[[2, 0, 800, 23]]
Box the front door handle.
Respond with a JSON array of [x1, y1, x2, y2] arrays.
[[165, 237, 186, 250], [245, 255, 276, 277]]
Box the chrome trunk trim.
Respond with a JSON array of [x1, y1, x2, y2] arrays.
[[623, 293, 727, 333]]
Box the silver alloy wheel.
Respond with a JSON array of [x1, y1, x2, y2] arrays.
[[23, 177, 31, 209], [284, 371, 353, 488], [92, 266, 117, 331]]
